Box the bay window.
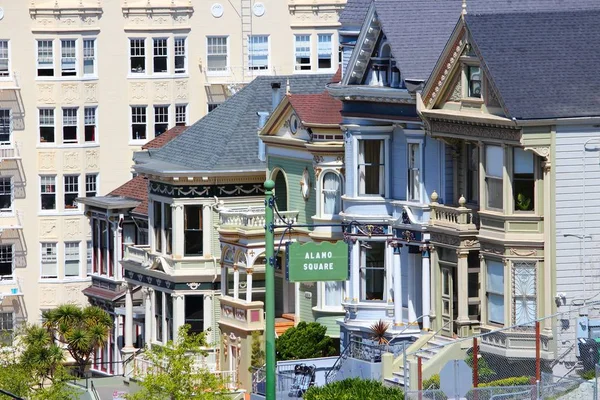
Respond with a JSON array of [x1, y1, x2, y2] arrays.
[[466, 143, 479, 204], [407, 142, 421, 201], [184, 205, 203, 256], [513, 148, 535, 212], [322, 172, 341, 217], [360, 241, 385, 302], [485, 145, 503, 210], [153, 200, 162, 252], [358, 140, 385, 196], [155, 291, 163, 342], [323, 281, 343, 308], [512, 261, 536, 326], [164, 203, 172, 255], [486, 259, 504, 325]]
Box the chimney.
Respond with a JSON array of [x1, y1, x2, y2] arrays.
[[271, 82, 281, 112]]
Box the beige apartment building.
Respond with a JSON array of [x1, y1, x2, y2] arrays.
[[0, 0, 344, 332]]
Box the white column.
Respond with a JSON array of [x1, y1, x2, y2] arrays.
[[113, 315, 122, 375], [393, 245, 403, 327], [351, 242, 360, 303], [457, 250, 470, 325], [161, 292, 167, 344], [221, 265, 227, 296], [143, 288, 153, 347], [148, 201, 156, 252], [247, 269, 253, 303], [202, 205, 212, 256], [204, 295, 213, 343], [407, 249, 417, 322], [421, 246, 431, 330], [172, 204, 184, 258], [123, 284, 135, 351], [172, 294, 184, 342], [233, 266, 240, 299], [150, 289, 156, 343], [115, 219, 123, 280]]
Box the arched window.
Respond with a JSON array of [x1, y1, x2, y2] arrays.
[[322, 172, 342, 216], [273, 170, 288, 212]]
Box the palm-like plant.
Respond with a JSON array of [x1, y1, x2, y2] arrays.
[[369, 320, 390, 346], [20, 325, 65, 387], [44, 304, 113, 377]]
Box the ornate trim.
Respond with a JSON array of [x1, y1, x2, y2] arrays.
[[29, 3, 103, 32], [122, 1, 194, 31], [509, 248, 537, 257], [481, 243, 504, 256], [429, 119, 520, 142], [524, 146, 550, 161], [149, 181, 265, 198], [430, 232, 460, 247]]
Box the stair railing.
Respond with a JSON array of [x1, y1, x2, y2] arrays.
[[324, 342, 352, 384]]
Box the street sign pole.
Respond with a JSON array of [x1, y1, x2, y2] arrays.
[[264, 180, 276, 400]]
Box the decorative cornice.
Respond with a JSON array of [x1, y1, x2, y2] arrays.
[[288, 1, 344, 28], [29, 3, 103, 32], [122, 1, 193, 31], [429, 119, 521, 143], [149, 181, 265, 199]]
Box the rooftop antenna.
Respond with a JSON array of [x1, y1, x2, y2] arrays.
[[462, 0, 467, 17]]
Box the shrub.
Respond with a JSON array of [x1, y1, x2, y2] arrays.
[[275, 322, 336, 361], [465, 353, 496, 383], [580, 369, 596, 381], [303, 378, 404, 400], [465, 376, 533, 400], [423, 374, 441, 389]]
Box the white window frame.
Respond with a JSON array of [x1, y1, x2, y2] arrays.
[[294, 34, 312, 71], [359, 240, 387, 302], [84, 106, 97, 143], [407, 138, 423, 202], [0, 40, 10, 78], [512, 261, 537, 327], [153, 37, 169, 74], [39, 108, 55, 144], [40, 242, 58, 279], [174, 37, 187, 74], [206, 36, 229, 75], [0, 244, 13, 280], [317, 281, 344, 311], [0, 108, 11, 144], [486, 258, 505, 326], [60, 39, 77, 77], [129, 38, 146, 75], [355, 135, 389, 197], [175, 104, 187, 126], [63, 175, 80, 211], [86, 240, 93, 276], [131, 106, 147, 142], [83, 38, 96, 77], [248, 35, 269, 72], [40, 175, 56, 212], [85, 174, 97, 197], [64, 242, 81, 278], [62, 107, 78, 144], [37, 39, 54, 77], [0, 177, 13, 212], [319, 170, 343, 218], [154, 105, 169, 137], [317, 34, 333, 71], [485, 145, 504, 211]]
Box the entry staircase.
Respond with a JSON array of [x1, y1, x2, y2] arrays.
[[275, 314, 296, 336]]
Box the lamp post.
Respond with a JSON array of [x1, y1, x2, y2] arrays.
[[264, 180, 276, 399]]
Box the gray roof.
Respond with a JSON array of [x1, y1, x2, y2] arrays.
[[137, 74, 333, 175], [339, 0, 371, 27], [466, 9, 600, 120]]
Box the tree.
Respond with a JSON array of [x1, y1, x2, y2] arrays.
[[127, 325, 228, 400], [303, 378, 404, 400], [43, 304, 113, 377], [248, 331, 265, 372], [276, 322, 336, 361]]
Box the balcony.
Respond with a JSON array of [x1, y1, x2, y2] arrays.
[[0, 210, 23, 234], [219, 207, 299, 233], [0, 143, 20, 163], [219, 295, 264, 332], [123, 245, 218, 276], [429, 193, 478, 235], [0, 277, 23, 298], [391, 201, 430, 227], [479, 326, 553, 360]]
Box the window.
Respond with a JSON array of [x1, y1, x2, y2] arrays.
[[207, 36, 228, 72], [131, 106, 147, 140], [0, 312, 13, 335], [0, 40, 9, 77], [153, 38, 168, 73], [361, 241, 385, 301], [358, 140, 385, 196], [513, 261, 536, 326], [174, 37, 186, 74], [65, 242, 80, 277], [85, 174, 97, 197], [41, 243, 58, 279], [407, 142, 421, 201], [155, 291, 163, 341], [486, 259, 504, 325], [61, 40, 77, 76], [39, 109, 55, 143], [37, 40, 54, 76], [467, 143, 479, 204], [62, 108, 78, 143], [324, 281, 343, 308], [154, 106, 168, 137], [0, 245, 12, 278], [513, 148, 535, 212], [317, 34, 332, 70], [164, 203, 172, 255], [485, 145, 503, 210], [153, 201, 162, 252], [0, 109, 10, 143], [83, 39, 95, 76], [322, 172, 341, 216], [0, 177, 12, 210], [175, 105, 187, 126], [295, 35, 311, 71], [40, 176, 56, 210], [184, 205, 203, 256], [86, 240, 92, 275], [84, 107, 96, 142], [248, 35, 268, 70], [130, 39, 146, 73], [64, 175, 79, 210], [207, 103, 219, 113], [468, 66, 481, 98]]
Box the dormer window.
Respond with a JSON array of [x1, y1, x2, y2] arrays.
[[468, 66, 482, 98]]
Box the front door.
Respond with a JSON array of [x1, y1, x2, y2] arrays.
[[441, 266, 454, 337]]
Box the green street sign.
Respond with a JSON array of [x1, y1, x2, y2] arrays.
[[286, 241, 349, 282]]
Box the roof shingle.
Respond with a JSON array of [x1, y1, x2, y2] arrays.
[[288, 92, 342, 126], [108, 175, 148, 215], [142, 126, 187, 150]]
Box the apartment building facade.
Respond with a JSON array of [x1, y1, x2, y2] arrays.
[[0, 0, 345, 333]]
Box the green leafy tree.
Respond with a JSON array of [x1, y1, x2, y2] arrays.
[[303, 378, 404, 400], [43, 304, 113, 377], [276, 322, 336, 361], [127, 325, 228, 400], [248, 331, 265, 372]]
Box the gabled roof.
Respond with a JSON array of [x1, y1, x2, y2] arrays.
[[339, 0, 372, 27], [109, 175, 149, 215], [288, 92, 342, 126], [136, 74, 333, 175], [466, 10, 600, 120], [142, 126, 187, 150]]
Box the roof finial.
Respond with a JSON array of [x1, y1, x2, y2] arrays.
[[462, 0, 467, 17], [286, 78, 291, 95]]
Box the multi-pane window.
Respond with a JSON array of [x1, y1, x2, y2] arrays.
[[322, 172, 341, 216], [184, 205, 203, 256], [0, 177, 12, 210], [131, 106, 147, 140], [513, 148, 535, 212], [61, 39, 77, 76], [84, 107, 96, 142], [360, 241, 385, 301], [39, 109, 55, 143], [40, 176, 56, 210], [0, 41, 9, 77], [467, 143, 479, 204], [0, 312, 13, 335], [37, 40, 54, 76], [407, 142, 421, 201], [485, 145, 503, 210], [64, 242, 80, 277], [175, 105, 187, 126], [248, 35, 269, 70], [317, 34, 332, 69], [154, 106, 169, 136], [486, 259, 504, 325], [207, 36, 228, 72], [83, 39, 95, 76], [86, 174, 97, 197], [0, 245, 12, 278], [64, 175, 79, 210], [0, 109, 10, 143], [358, 140, 385, 196], [41, 243, 58, 279], [468, 66, 482, 98], [62, 108, 78, 143], [174, 38, 186, 73], [513, 261, 536, 326], [295, 35, 311, 71], [86, 240, 93, 275], [130, 39, 146, 73], [153, 38, 168, 73]]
